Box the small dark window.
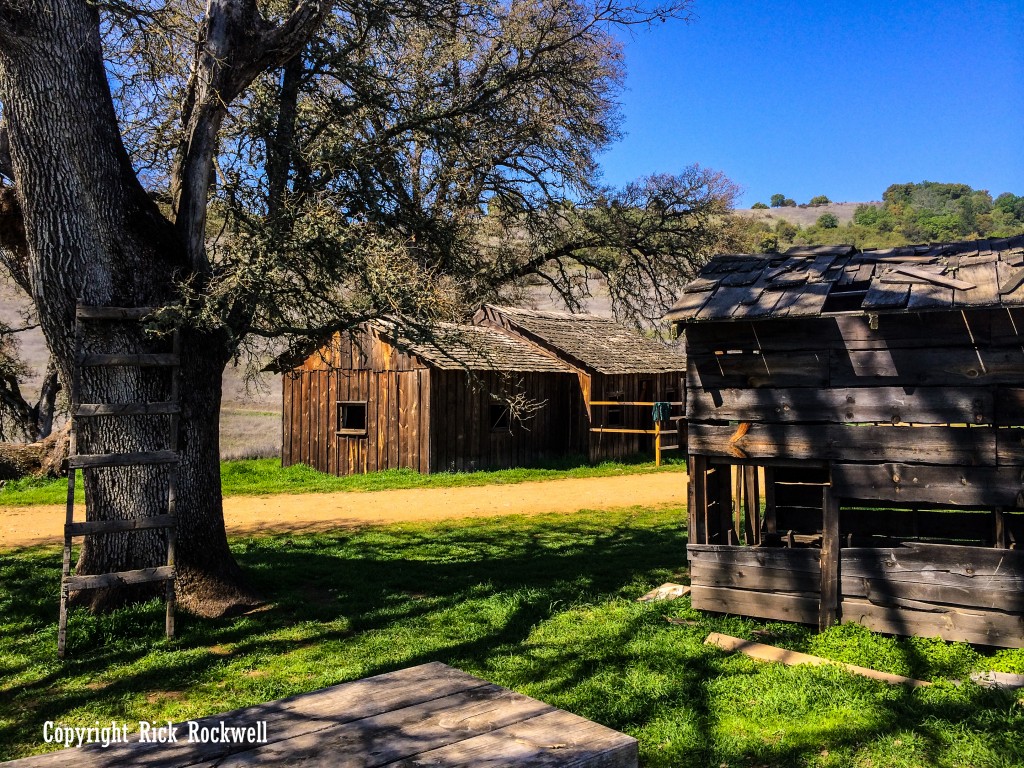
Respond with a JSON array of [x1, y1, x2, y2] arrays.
[[607, 393, 623, 427], [490, 403, 511, 431], [337, 401, 367, 436], [639, 379, 653, 403]]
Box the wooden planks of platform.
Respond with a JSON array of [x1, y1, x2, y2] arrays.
[[4, 662, 637, 767]]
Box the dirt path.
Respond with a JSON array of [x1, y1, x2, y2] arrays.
[[0, 473, 687, 549]]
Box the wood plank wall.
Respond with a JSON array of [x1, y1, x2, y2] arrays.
[[686, 309, 1024, 507], [282, 330, 432, 475], [282, 330, 589, 475], [687, 542, 1024, 647], [429, 370, 586, 472], [683, 308, 1024, 645], [589, 372, 684, 462]]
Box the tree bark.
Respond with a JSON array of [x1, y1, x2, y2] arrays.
[[0, 0, 259, 615]]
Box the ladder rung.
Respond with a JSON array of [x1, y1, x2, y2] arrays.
[[67, 450, 179, 469], [75, 402, 180, 417], [79, 353, 180, 367], [66, 515, 176, 537], [65, 566, 174, 591], [76, 306, 160, 320]]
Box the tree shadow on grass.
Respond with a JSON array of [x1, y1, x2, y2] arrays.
[[3, 511, 1023, 766]]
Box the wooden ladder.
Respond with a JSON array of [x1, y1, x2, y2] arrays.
[[58, 305, 181, 658]]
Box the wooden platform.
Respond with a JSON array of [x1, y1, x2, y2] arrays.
[[5, 663, 637, 767]]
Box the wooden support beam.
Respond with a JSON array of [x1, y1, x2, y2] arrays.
[[65, 515, 176, 537], [705, 633, 930, 688], [763, 467, 777, 534], [688, 454, 707, 546], [67, 450, 180, 469], [65, 565, 174, 592], [819, 484, 840, 631], [75, 306, 159, 320], [710, 464, 733, 545], [79, 353, 180, 367], [75, 402, 180, 417], [743, 465, 760, 546]]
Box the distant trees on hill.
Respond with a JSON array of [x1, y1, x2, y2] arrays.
[[736, 181, 1024, 252]]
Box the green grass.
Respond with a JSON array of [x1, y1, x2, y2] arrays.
[[0, 455, 685, 507], [2, 506, 1023, 766]]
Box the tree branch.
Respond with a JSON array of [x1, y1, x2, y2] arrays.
[[171, 0, 327, 274]]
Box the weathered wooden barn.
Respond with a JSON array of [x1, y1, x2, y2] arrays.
[[475, 305, 688, 461], [278, 321, 587, 474], [667, 236, 1024, 647]]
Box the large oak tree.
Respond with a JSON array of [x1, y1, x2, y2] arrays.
[[0, 0, 733, 616]]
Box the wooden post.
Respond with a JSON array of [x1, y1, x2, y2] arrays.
[[819, 484, 840, 631], [743, 465, 760, 546], [654, 421, 661, 467], [711, 464, 733, 544], [733, 465, 743, 541], [994, 507, 1007, 549], [688, 454, 707, 546], [763, 467, 777, 534]]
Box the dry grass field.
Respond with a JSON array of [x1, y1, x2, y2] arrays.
[[733, 201, 881, 227]]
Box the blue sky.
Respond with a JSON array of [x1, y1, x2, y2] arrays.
[[600, 0, 1024, 207]]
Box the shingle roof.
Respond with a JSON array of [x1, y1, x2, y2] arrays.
[[665, 236, 1024, 324], [477, 305, 688, 374], [373, 321, 573, 372]]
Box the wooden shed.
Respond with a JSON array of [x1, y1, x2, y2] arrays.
[[475, 305, 688, 462], [667, 236, 1024, 647], [278, 321, 587, 475]]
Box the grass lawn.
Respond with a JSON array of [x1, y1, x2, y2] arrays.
[[2, 506, 1024, 766], [0, 455, 685, 507]]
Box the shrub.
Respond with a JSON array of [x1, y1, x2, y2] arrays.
[[751, 201, 769, 209], [808, 194, 831, 206], [817, 213, 839, 228]]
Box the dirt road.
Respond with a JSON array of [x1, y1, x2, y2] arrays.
[[0, 473, 687, 549]]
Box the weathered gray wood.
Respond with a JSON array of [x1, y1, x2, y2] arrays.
[[393, 710, 638, 768], [5, 664, 487, 767], [687, 544, 822, 571], [832, 346, 1024, 387], [75, 306, 159, 320], [3, 663, 636, 768], [841, 575, 1024, 613], [691, 585, 820, 625], [215, 684, 557, 767], [688, 454, 707, 546], [840, 542, 1024, 579], [841, 598, 1024, 648], [687, 350, 828, 390], [75, 402, 180, 417], [890, 265, 975, 290], [65, 566, 174, 591], [862, 282, 910, 309], [819, 486, 840, 630], [689, 423, 996, 466], [79, 353, 180, 367], [687, 386, 993, 425], [840, 507, 1011, 543], [66, 515, 176, 537], [831, 463, 1024, 507], [690, 562, 820, 593], [67, 450, 180, 469]]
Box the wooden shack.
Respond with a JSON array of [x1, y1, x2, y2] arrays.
[[277, 321, 587, 474], [666, 236, 1024, 647], [475, 305, 687, 461]]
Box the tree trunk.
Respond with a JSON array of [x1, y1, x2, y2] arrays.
[[0, 0, 258, 615], [33, 359, 60, 440]]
